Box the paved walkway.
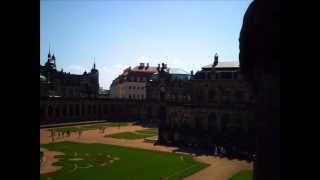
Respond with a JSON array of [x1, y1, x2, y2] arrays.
[[40, 120, 108, 128]]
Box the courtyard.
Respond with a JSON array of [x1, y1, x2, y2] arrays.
[[40, 122, 252, 180]]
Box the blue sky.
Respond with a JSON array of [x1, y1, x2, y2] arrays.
[[41, 0, 252, 89]]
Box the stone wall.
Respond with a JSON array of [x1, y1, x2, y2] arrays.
[[40, 97, 146, 125]]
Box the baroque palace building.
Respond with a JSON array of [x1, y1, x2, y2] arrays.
[[40, 52, 146, 124], [40, 53, 255, 159], [110, 63, 158, 99], [147, 54, 255, 156], [40, 51, 99, 98]]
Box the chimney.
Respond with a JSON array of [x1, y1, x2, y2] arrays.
[[213, 53, 219, 67], [146, 63, 149, 69], [139, 63, 145, 68], [157, 64, 160, 72]]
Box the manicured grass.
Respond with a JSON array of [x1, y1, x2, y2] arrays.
[[106, 132, 155, 139], [104, 122, 129, 127], [229, 170, 253, 180], [81, 122, 128, 130], [48, 122, 129, 133], [106, 128, 158, 140], [40, 141, 208, 180], [135, 128, 158, 134]]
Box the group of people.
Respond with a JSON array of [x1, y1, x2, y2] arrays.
[[161, 126, 256, 162], [49, 128, 83, 142]]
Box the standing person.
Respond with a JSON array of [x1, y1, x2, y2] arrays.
[[239, 0, 280, 179], [78, 130, 82, 138], [50, 129, 54, 143]]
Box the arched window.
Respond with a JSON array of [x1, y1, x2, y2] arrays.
[[55, 107, 60, 117], [88, 105, 92, 115], [235, 90, 244, 101], [98, 104, 102, 114], [103, 104, 107, 114], [93, 105, 96, 115], [81, 104, 85, 115], [208, 113, 217, 130], [69, 89, 73, 97], [75, 104, 80, 116], [48, 106, 53, 117], [208, 89, 215, 101], [69, 104, 74, 116], [197, 90, 204, 102], [63, 105, 67, 116]]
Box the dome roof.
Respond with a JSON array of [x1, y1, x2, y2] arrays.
[[167, 68, 189, 75], [150, 68, 191, 81]]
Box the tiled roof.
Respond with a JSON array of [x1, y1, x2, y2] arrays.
[[202, 61, 239, 69], [131, 66, 159, 73]]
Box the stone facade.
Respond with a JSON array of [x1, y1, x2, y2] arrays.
[[40, 51, 99, 98], [110, 63, 158, 99], [147, 57, 255, 157], [40, 97, 146, 125]]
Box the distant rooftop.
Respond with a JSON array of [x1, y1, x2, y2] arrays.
[[167, 68, 190, 75], [202, 61, 239, 69], [131, 63, 159, 73]]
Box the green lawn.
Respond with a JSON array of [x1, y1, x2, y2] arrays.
[[81, 122, 128, 130], [106, 132, 155, 139], [48, 122, 129, 133], [229, 170, 253, 180], [106, 128, 158, 140], [40, 142, 208, 180], [135, 128, 158, 134]]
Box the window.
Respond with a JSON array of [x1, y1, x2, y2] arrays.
[[233, 72, 238, 79], [137, 94, 140, 99], [129, 94, 131, 99], [63, 105, 67, 116], [209, 89, 215, 100], [88, 105, 91, 115], [98, 105, 102, 114], [82, 104, 85, 115], [75, 104, 80, 116], [93, 105, 96, 114], [55, 107, 60, 117], [69, 89, 73, 97], [141, 87, 144, 90], [48, 106, 53, 117], [236, 91, 244, 100], [103, 104, 107, 113], [133, 86, 135, 90], [137, 77, 140, 82], [220, 72, 233, 79], [69, 104, 74, 116], [133, 94, 135, 98], [137, 87, 140, 90], [141, 95, 144, 99], [129, 86, 131, 90]]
